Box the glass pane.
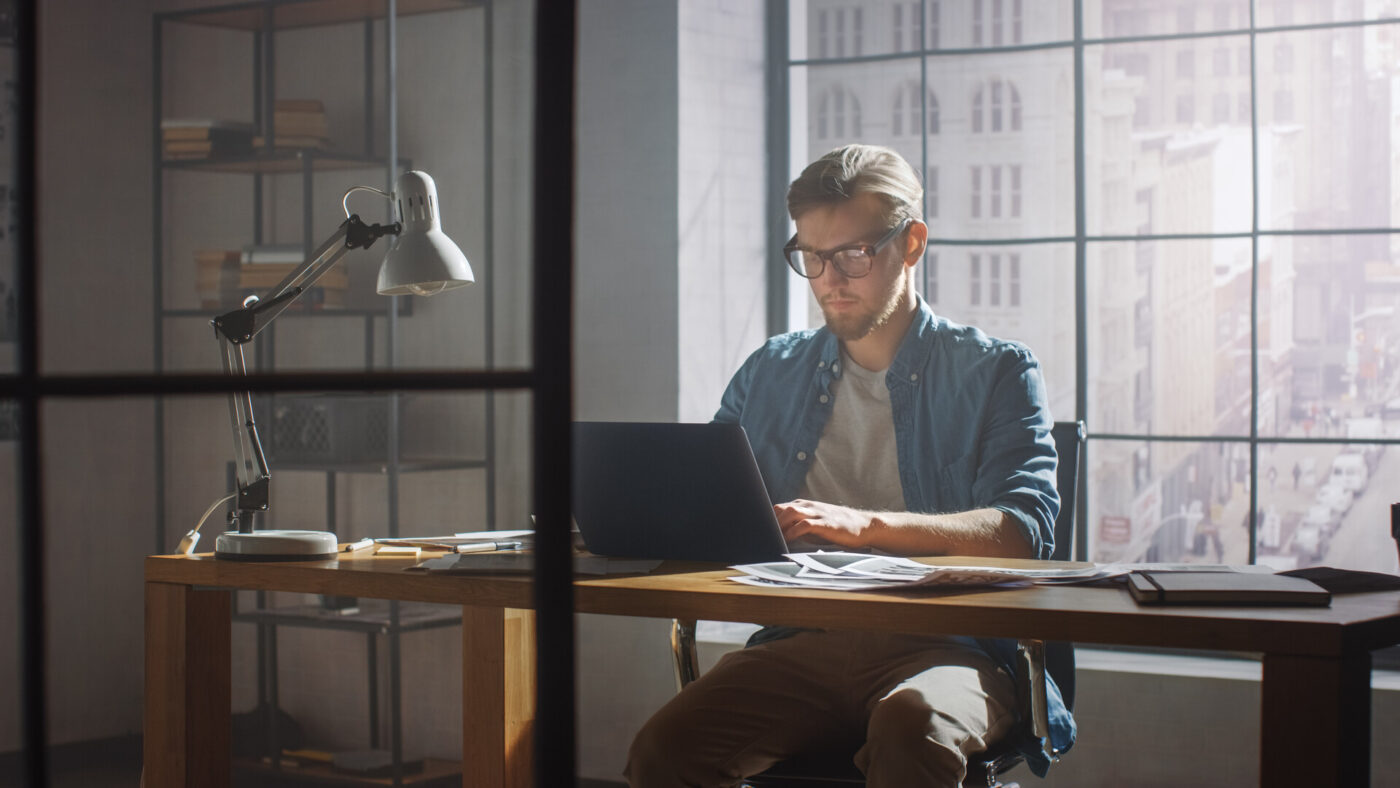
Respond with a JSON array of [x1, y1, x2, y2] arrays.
[[0, 418, 15, 767], [1087, 0, 1252, 39], [1261, 234, 1400, 438], [802, 59, 921, 154], [1258, 0, 1400, 26], [932, 48, 1075, 239], [0, 20, 15, 374], [38, 399, 152, 782], [1256, 442, 1399, 575], [1088, 438, 1252, 565], [1087, 35, 1254, 235], [161, 390, 510, 541], [791, 0, 1072, 59], [1087, 238, 1252, 437], [1256, 25, 1393, 231], [925, 242, 1076, 420], [54, 2, 520, 376]]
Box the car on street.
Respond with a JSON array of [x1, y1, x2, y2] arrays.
[[1292, 510, 1329, 564], [1313, 480, 1354, 522], [1330, 452, 1370, 494]]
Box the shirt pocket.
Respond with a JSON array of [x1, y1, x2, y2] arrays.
[[934, 451, 977, 510]]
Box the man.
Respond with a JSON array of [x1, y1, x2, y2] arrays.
[[625, 145, 1074, 787]]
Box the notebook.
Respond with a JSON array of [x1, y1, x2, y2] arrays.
[[1127, 571, 1331, 607], [571, 421, 789, 564]]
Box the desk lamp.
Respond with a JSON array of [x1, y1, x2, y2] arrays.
[[186, 171, 473, 561]]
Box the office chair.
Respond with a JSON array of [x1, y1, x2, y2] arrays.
[[669, 420, 1085, 788]]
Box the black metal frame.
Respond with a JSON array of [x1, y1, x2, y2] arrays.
[[7, 0, 572, 786], [781, 1, 1400, 564]]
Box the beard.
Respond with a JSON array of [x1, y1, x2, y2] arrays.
[[820, 275, 908, 342]]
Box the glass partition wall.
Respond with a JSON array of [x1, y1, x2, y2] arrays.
[[6, 1, 573, 786], [785, 0, 1400, 576]]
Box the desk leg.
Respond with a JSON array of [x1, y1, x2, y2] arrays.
[[1260, 652, 1369, 787], [462, 606, 535, 788], [144, 581, 231, 788]]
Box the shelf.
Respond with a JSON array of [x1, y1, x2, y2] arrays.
[[162, 149, 411, 174], [234, 756, 460, 787], [160, 0, 478, 32], [269, 458, 490, 474], [233, 600, 461, 634], [162, 307, 393, 319]]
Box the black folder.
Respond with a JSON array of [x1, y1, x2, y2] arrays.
[[1127, 571, 1331, 606]]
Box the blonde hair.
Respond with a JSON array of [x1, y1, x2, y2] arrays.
[[787, 144, 924, 225]]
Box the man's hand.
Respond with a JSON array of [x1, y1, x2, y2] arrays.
[[772, 502, 1035, 558], [773, 499, 880, 548]]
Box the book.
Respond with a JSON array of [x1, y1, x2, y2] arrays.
[[253, 134, 329, 150], [273, 98, 324, 113], [194, 249, 347, 309], [271, 112, 329, 138], [409, 550, 662, 576], [161, 119, 255, 158], [241, 244, 305, 265], [160, 118, 255, 135], [1127, 571, 1331, 606]]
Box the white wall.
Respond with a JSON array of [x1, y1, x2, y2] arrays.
[[573, 0, 768, 779]]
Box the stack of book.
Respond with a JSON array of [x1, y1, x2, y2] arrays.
[[255, 99, 330, 151], [195, 245, 348, 310], [161, 119, 254, 160]]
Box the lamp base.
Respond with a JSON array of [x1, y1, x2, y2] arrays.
[[214, 530, 340, 561]]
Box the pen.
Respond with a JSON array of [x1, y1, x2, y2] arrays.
[[454, 540, 525, 554], [342, 537, 375, 552]]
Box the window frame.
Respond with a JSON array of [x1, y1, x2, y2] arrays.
[[780, 1, 1400, 574]]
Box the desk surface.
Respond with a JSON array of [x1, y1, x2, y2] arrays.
[[146, 553, 1400, 656]]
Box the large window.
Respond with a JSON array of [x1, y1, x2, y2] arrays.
[[787, 0, 1400, 576]]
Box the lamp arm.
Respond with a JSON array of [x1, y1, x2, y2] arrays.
[[209, 214, 401, 532]]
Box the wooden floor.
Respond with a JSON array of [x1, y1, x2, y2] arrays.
[[0, 738, 626, 788]]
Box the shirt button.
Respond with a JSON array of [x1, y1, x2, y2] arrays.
[[819, 394, 830, 404], [832, 363, 840, 373], [909, 373, 919, 381], [796, 451, 808, 461], [817, 361, 826, 369]]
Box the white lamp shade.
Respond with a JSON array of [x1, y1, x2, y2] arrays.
[[377, 170, 475, 296]]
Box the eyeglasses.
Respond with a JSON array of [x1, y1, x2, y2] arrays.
[[782, 218, 913, 280]]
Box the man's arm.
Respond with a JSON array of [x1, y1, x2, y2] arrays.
[[773, 498, 1035, 559]]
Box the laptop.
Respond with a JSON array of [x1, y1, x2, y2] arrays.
[[572, 421, 789, 564]]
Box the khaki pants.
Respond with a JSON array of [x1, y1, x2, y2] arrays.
[[625, 630, 1018, 788]]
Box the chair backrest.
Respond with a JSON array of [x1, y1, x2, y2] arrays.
[[1045, 420, 1085, 712], [1049, 420, 1085, 562]]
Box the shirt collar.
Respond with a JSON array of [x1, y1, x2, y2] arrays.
[[813, 294, 939, 383], [886, 293, 939, 386]]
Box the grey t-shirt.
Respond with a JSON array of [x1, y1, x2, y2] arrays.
[[798, 347, 905, 512]]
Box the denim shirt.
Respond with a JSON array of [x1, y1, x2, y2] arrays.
[[713, 295, 1075, 774]]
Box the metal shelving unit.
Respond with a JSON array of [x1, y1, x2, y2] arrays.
[[151, 1, 491, 785]]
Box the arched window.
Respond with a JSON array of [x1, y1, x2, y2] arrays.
[[972, 79, 1020, 133], [892, 82, 940, 136], [817, 86, 861, 140], [991, 81, 1004, 131]]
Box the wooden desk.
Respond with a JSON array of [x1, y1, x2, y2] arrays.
[[144, 553, 1400, 787]]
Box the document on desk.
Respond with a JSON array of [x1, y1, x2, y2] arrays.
[[727, 553, 1247, 592], [729, 553, 1099, 591]]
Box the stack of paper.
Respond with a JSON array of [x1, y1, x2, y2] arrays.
[[729, 553, 1114, 592]]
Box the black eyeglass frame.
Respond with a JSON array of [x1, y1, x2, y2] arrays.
[[782, 217, 914, 279]]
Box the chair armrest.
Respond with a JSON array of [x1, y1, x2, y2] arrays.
[[671, 618, 700, 692]]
